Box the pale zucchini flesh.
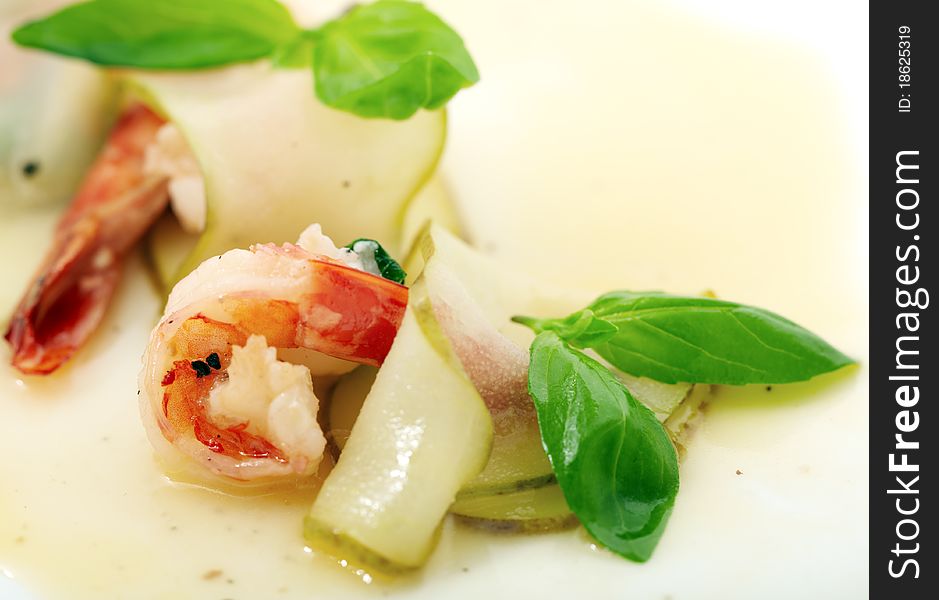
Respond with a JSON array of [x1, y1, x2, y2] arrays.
[[304, 290, 492, 573], [144, 212, 198, 291], [326, 365, 377, 453], [451, 484, 577, 533], [665, 382, 712, 453], [147, 174, 462, 293], [405, 225, 583, 497], [617, 371, 693, 422], [128, 66, 446, 289], [1, 21, 116, 210]]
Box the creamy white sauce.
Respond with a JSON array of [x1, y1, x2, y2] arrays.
[[0, 0, 866, 598]]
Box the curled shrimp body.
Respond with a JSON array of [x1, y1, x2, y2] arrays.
[[139, 225, 407, 484], [5, 105, 168, 374]]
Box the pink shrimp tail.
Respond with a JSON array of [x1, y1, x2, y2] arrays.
[[5, 105, 169, 375]]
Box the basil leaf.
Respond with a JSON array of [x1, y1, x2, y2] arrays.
[[516, 292, 854, 385], [270, 29, 318, 69], [514, 309, 618, 347], [12, 0, 299, 69], [346, 238, 407, 284], [528, 331, 679, 562], [12, 0, 479, 120], [313, 0, 479, 119]]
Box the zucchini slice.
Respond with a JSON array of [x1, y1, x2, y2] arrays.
[[128, 66, 446, 290], [1, 27, 116, 210], [406, 224, 583, 496], [304, 283, 492, 574], [451, 484, 577, 533]]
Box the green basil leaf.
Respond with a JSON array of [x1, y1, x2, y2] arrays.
[[12, 0, 299, 69], [346, 238, 407, 284], [516, 291, 854, 385], [270, 29, 319, 69], [514, 309, 618, 347], [313, 0, 479, 119], [528, 331, 679, 562]]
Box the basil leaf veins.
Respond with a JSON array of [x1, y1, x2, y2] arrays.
[[515, 291, 854, 385], [346, 238, 407, 284], [313, 0, 479, 119], [12, 0, 300, 69], [528, 331, 680, 562]]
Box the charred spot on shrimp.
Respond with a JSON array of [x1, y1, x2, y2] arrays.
[[190, 360, 212, 378], [191, 352, 222, 377]]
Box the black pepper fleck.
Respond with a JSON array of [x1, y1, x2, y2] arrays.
[[191, 360, 211, 377], [22, 161, 40, 178], [765, 386, 773, 392], [206, 352, 221, 370]]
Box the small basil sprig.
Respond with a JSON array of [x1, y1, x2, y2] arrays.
[[527, 331, 679, 562], [345, 238, 407, 284], [515, 291, 854, 385], [12, 0, 478, 120]]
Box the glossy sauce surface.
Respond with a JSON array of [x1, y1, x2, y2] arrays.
[[1, 1, 866, 598]]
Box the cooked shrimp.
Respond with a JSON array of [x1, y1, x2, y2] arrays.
[[4, 104, 169, 374], [139, 225, 408, 484]]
